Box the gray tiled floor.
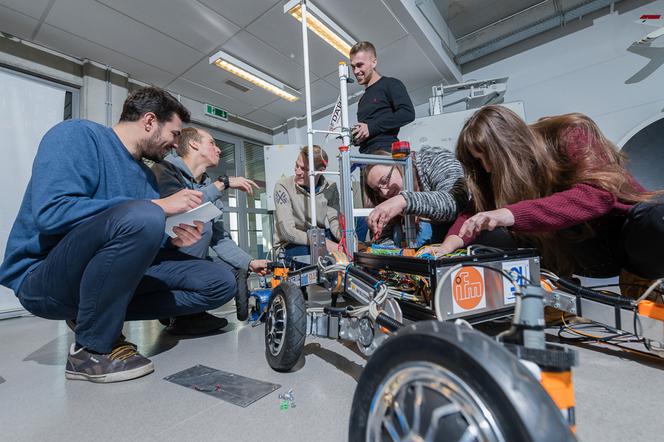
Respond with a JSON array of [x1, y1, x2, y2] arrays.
[[1, 306, 664, 441]]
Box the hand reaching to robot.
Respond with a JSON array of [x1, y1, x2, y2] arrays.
[[368, 195, 407, 239]]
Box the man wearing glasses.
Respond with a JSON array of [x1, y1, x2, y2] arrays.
[[362, 145, 468, 245]]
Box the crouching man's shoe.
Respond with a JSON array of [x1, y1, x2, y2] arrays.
[[65, 339, 154, 383], [165, 312, 228, 336]]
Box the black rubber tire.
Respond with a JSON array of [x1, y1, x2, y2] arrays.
[[349, 320, 575, 442], [235, 267, 249, 321], [264, 282, 307, 372]]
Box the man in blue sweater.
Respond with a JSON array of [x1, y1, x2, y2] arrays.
[[0, 87, 237, 383]]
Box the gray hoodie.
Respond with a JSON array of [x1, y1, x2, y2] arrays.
[[273, 175, 341, 248]]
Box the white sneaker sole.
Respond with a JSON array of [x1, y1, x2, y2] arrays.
[[65, 362, 155, 383]]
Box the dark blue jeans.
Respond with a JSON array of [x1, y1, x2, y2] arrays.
[[282, 229, 335, 264], [17, 200, 236, 353]]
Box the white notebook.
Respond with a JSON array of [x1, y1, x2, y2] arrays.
[[165, 202, 222, 238]]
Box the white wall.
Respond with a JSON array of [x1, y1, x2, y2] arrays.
[[179, 96, 273, 146], [399, 101, 526, 151], [0, 70, 65, 315], [464, 1, 664, 144]]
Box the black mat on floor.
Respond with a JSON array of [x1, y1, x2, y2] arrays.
[[164, 365, 280, 408]]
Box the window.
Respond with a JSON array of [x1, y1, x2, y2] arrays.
[[194, 128, 273, 260], [244, 141, 268, 210], [244, 141, 272, 259], [247, 213, 273, 259]]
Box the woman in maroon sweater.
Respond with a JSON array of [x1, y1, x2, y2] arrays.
[[435, 105, 663, 281]]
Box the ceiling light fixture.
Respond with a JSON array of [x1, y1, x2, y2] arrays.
[[209, 50, 300, 102], [284, 0, 355, 58]]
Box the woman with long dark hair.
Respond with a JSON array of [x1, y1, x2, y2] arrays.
[[434, 105, 664, 286], [363, 145, 467, 244]]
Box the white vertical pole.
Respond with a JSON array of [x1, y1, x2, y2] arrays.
[[338, 63, 351, 148], [338, 62, 356, 253], [301, 0, 317, 232], [403, 155, 416, 247]]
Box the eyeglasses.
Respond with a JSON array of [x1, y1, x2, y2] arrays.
[[377, 166, 395, 189]]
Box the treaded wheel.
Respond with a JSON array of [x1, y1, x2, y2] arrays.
[[349, 320, 574, 442], [235, 268, 249, 321], [264, 282, 306, 372]]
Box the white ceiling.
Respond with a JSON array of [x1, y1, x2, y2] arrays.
[[0, 0, 603, 129], [0, 0, 448, 129]]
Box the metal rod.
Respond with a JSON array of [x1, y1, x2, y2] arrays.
[[350, 154, 409, 166], [301, 0, 317, 235], [403, 155, 417, 247], [312, 129, 343, 135], [338, 61, 355, 253], [314, 171, 340, 176]]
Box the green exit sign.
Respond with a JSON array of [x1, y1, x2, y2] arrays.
[[205, 103, 228, 121]]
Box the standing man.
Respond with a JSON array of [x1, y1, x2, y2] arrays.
[[0, 87, 237, 383], [152, 127, 268, 325], [350, 41, 415, 154], [350, 41, 416, 242]]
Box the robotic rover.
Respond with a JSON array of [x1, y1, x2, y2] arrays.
[[250, 5, 664, 437]]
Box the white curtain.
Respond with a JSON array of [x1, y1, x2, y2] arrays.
[[0, 69, 66, 317]]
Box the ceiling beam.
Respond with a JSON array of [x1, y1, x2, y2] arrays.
[[456, 0, 623, 65], [382, 0, 462, 83]]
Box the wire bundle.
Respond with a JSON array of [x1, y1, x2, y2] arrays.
[[542, 268, 664, 354]]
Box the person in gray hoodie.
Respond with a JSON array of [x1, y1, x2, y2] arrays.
[[152, 127, 268, 330], [273, 145, 342, 260]]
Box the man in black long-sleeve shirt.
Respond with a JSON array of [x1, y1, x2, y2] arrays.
[[350, 41, 415, 154]]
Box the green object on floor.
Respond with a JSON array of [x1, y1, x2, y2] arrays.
[[280, 400, 289, 411]]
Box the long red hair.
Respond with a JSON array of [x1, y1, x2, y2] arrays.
[[456, 105, 654, 274]]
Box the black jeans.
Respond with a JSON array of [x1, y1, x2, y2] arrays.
[[470, 202, 664, 279], [616, 201, 664, 279], [17, 200, 236, 353]]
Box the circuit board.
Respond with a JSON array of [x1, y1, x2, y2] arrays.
[[354, 248, 541, 322]]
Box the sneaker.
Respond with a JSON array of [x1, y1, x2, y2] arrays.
[[165, 312, 228, 336], [65, 339, 154, 383]]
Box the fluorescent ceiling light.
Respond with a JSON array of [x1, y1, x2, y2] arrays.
[[209, 50, 300, 102], [284, 0, 355, 58]]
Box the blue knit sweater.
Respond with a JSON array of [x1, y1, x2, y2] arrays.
[[0, 119, 160, 293]]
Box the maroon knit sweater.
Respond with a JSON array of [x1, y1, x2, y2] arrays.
[[448, 126, 645, 243]]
